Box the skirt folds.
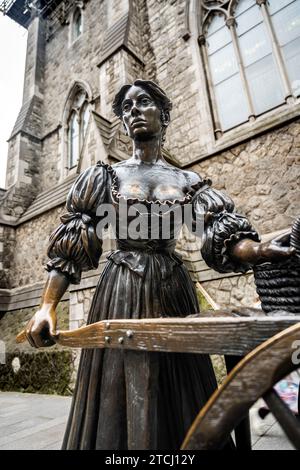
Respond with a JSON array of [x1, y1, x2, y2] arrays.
[[62, 251, 217, 450]]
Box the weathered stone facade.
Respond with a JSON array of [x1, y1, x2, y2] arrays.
[[0, 225, 15, 289], [69, 287, 96, 330], [192, 120, 300, 235], [202, 274, 258, 309], [10, 207, 64, 288], [0, 0, 299, 384]]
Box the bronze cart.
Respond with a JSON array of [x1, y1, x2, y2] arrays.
[[18, 308, 300, 450]]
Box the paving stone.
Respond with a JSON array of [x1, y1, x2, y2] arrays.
[[0, 391, 294, 450], [0, 422, 67, 450], [0, 392, 71, 450]]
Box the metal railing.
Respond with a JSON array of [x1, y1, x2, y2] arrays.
[[0, 0, 65, 28], [0, 0, 15, 14]]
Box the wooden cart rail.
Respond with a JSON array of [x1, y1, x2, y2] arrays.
[[17, 308, 300, 356]]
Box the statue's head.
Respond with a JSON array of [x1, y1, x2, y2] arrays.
[[112, 79, 172, 144]]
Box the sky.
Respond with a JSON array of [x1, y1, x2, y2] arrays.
[[0, 14, 27, 188]]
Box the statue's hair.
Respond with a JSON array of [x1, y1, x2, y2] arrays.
[[112, 79, 173, 119]]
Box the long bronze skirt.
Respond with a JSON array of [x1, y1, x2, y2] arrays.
[[62, 250, 217, 450]]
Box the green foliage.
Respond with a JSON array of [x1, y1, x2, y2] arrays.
[[0, 350, 75, 396], [0, 302, 75, 395]]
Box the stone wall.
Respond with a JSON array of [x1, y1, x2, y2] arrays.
[[2, 134, 41, 219], [202, 274, 258, 309], [0, 226, 15, 289], [192, 120, 300, 235], [146, 0, 205, 165], [39, 0, 107, 189], [5, 137, 20, 189], [99, 49, 144, 120], [107, 0, 129, 27], [39, 129, 62, 192], [43, 0, 105, 131], [9, 206, 65, 288], [137, 0, 156, 80], [22, 16, 46, 104], [69, 287, 96, 330]]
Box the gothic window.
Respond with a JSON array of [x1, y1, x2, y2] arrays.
[[201, 0, 300, 134], [67, 89, 90, 168], [72, 7, 82, 42]]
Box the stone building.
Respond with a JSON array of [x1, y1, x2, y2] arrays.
[[0, 0, 299, 390]]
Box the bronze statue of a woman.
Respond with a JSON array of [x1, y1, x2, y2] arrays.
[[24, 80, 294, 449]]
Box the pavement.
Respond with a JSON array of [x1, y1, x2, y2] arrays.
[[250, 399, 294, 450], [0, 392, 294, 450], [0, 392, 71, 450]]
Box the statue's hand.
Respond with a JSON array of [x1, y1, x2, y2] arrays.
[[25, 306, 58, 348], [230, 232, 296, 267], [256, 231, 295, 265]]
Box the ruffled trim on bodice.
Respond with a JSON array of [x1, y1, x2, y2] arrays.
[[96, 160, 212, 208]]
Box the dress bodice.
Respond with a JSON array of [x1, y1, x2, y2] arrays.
[[106, 161, 208, 252], [46, 160, 259, 284], [110, 160, 198, 203]]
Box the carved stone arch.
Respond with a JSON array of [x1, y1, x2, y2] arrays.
[[72, 3, 82, 17], [200, 1, 231, 37], [69, 1, 86, 22], [192, 1, 234, 40], [60, 80, 94, 181], [71, 4, 82, 27], [228, 0, 244, 17], [61, 80, 93, 126], [202, 9, 228, 37]]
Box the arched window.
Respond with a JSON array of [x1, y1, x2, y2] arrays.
[[67, 89, 90, 168], [72, 7, 82, 42], [202, 0, 300, 134]]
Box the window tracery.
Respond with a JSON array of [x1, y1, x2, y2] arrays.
[[198, 0, 300, 134]]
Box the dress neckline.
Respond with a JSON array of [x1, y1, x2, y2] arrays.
[[96, 160, 212, 207]]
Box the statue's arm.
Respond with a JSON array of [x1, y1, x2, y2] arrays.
[[24, 163, 110, 348], [191, 178, 294, 273], [25, 269, 70, 348]]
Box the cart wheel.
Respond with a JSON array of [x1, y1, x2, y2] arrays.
[[181, 322, 300, 450]]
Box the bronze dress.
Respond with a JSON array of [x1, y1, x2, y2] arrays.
[[46, 161, 259, 450]]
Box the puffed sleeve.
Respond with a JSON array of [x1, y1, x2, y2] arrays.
[[192, 180, 260, 274], [45, 162, 111, 284]]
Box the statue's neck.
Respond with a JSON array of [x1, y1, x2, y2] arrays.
[[132, 137, 162, 164]]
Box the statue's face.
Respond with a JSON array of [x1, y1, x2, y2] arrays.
[[121, 85, 162, 140]]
